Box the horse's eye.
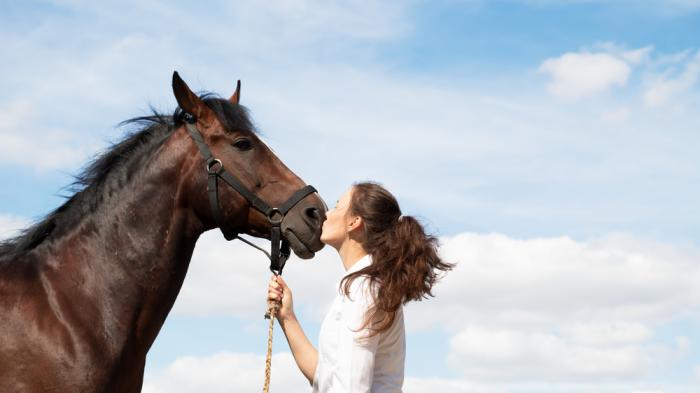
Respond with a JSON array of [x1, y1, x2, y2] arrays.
[[232, 138, 253, 151]]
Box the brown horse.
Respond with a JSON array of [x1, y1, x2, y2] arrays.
[[0, 73, 326, 392]]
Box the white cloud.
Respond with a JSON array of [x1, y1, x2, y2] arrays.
[[417, 233, 700, 328], [539, 52, 632, 99], [404, 232, 700, 381], [449, 326, 653, 381], [593, 42, 654, 65], [142, 352, 310, 393], [619, 46, 654, 65], [643, 50, 700, 106], [0, 99, 96, 171], [0, 214, 29, 240], [539, 44, 700, 106]]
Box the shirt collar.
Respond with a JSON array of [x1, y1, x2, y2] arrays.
[[344, 254, 372, 276]]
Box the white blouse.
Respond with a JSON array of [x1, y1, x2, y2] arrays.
[[312, 254, 405, 393]]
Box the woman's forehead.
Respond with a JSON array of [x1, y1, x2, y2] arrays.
[[338, 188, 354, 204]]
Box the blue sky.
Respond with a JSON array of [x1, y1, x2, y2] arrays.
[[1, 1, 699, 392]]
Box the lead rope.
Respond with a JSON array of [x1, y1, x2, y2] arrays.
[[232, 234, 286, 393], [234, 234, 277, 393], [263, 297, 280, 393]]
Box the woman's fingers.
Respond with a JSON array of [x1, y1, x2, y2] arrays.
[[268, 294, 281, 303], [268, 278, 282, 292], [266, 276, 293, 321], [268, 288, 282, 296], [269, 275, 290, 292], [275, 275, 289, 290], [267, 275, 290, 311]]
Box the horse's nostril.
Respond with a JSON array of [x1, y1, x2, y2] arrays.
[[305, 207, 320, 222]]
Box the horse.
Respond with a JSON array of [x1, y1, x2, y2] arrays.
[[0, 72, 326, 392]]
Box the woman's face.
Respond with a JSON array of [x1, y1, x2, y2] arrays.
[[320, 187, 356, 249]]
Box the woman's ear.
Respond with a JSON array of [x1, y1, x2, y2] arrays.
[[347, 216, 363, 232]]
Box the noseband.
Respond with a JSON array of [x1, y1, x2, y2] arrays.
[[183, 117, 317, 276]]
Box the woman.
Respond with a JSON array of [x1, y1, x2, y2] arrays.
[[267, 181, 453, 392]]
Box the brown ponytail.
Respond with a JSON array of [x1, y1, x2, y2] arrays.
[[340, 181, 454, 336]]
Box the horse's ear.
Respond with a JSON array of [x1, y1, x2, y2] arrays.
[[229, 80, 241, 105], [172, 71, 214, 123]]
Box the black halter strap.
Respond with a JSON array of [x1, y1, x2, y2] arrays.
[[184, 121, 317, 275]]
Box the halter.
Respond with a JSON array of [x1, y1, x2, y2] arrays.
[[183, 116, 318, 276]]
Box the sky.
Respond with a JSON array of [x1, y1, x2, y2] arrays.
[[1, 1, 699, 392]]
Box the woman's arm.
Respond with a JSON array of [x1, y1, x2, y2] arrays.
[[268, 276, 318, 384]]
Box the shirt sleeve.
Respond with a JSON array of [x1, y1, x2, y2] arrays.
[[335, 277, 381, 393]]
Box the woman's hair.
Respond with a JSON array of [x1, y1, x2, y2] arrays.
[[340, 181, 454, 337]]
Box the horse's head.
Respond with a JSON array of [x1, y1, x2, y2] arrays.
[[172, 72, 325, 259]]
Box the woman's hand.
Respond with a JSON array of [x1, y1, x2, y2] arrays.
[[266, 275, 318, 383], [267, 275, 295, 322]]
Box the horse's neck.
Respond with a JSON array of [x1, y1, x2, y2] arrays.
[[48, 132, 204, 357]]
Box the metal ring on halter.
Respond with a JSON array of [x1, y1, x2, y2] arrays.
[[206, 158, 224, 175], [267, 208, 283, 226]]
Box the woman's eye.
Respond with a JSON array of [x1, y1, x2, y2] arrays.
[[232, 139, 253, 151]]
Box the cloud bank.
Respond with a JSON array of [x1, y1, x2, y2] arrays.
[[168, 230, 700, 389]]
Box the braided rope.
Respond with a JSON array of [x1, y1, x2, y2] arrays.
[[263, 301, 279, 393]]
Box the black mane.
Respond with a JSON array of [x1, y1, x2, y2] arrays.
[[0, 95, 256, 260]]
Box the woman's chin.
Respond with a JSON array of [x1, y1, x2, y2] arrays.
[[319, 235, 338, 250], [319, 232, 329, 245]]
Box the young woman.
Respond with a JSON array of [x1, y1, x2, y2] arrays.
[[267, 181, 453, 392]]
